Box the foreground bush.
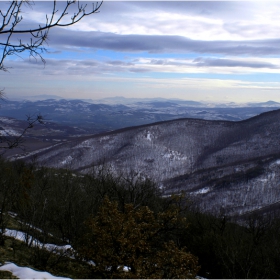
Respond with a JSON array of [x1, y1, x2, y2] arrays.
[[76, 196, 199, 279]]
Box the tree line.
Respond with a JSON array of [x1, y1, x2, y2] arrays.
[[1, 157, 280, 278], [0, 158, 199, 278]]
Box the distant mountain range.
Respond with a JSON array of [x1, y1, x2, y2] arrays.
[[8, 95, 280, 107], [1, 98, 280, 136], [7, 108, 280, 218]]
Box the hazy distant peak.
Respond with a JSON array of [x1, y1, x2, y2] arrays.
[[9, 94, 63, 101]]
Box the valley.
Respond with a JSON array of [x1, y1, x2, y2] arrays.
[[1, 98, 280, 279], [2, 98, 280, 218]]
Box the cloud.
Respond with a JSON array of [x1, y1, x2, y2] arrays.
[[128, 67, 150, 73], [47, 28, 280, 57], [5, 53, 280, 79], [5, 57, 149, 76], [16, 1, 280, 44], [192, 57, 278, 69], [5, 1, 280, 57], [43, 1, 280, 42], [106, 60, 134, 66], [223, 21, 280, 39]]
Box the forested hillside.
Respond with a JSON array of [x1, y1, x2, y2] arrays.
[[1, 158, 280, 278], [13, 109, 280, 217]]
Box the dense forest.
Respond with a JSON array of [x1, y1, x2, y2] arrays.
[[1, 157, 280, 278]]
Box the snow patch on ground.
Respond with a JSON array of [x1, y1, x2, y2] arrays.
[[0, 128, 20, 137], [8, 212, 18, 218], [0, 117, 15, 124], [191, 187, 211, 195], [55, 108, 72, 113], [0, 262, 71, 279], [146, 131, 152, 141], [76, 139, 96, 148], [269, 159, 280, 167], [61, 155, 73, 165], [258, 178, 268, 183], [100, 136, 110, 142], [162, 149, 188, 161], [2, 228, 199, 278], [4, 229, 73, 254]]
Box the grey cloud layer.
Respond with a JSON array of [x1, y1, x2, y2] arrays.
[[6, 58, 151, 75], [49, 28, 280, 56], [7, 55, 276, 78], [149, 58, 277, 69], [193, 58, 278, 69]]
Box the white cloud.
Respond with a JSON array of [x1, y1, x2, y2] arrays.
[[61, 1, 280, 41], [2, 1, 280, 102], [21, 1, 280, 41]]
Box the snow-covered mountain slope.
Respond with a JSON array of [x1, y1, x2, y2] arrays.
[[12, 109, 280, 216]]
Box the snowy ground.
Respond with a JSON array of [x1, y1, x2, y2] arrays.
[[4, 229, 73, 253], [0, 262, 71, 279], [1, 228, 204, 279], [1, 229, 73, 279]]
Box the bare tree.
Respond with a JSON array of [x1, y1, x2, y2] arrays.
[[0, 114, 44, 151], [0, 0, 103, 72], [0, 0, 103, 150]]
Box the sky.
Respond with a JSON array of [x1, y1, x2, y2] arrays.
[[2, 0, 280, 103]]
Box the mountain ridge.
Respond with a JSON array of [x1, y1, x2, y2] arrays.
[[7, 108, 279, 217]]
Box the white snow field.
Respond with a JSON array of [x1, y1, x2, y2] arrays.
[[0, 262, 72, 279]]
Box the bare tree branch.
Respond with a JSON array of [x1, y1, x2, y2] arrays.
[[0, 114, 44, 152], [0, 0, 103, 71], [0, 0, 103, 150]]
